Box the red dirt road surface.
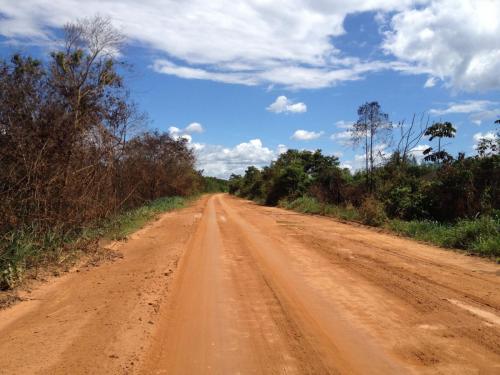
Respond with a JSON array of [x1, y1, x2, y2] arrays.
[[1, 194, 499, 374]]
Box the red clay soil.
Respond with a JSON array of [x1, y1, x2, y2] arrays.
[[0, 194, 499, 374]]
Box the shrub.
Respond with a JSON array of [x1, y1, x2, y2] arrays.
[[282, 196, 322, 214], [389, 217, 500, 257], [323, 203, 361, 222], [359, 197, 387, 226], [446, 217, 500, 256], [0, 196, 187, 290]]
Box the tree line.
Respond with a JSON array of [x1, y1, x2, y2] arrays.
[[0, 17, 202, 238], [229, 102, 499, 224]]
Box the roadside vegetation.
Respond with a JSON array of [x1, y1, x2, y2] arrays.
[[0, 18, 216, 290], [229, 104, 500, 258], [0, 196, 188, 290]]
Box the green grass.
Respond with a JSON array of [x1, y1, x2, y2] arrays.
[[280, 196, 499, 259], [280, 196, 323, 214], [280, 196, 361, 221], [0, 196, 189, 290], [388, 217, 500, 257], [97, 196, 187, 240]]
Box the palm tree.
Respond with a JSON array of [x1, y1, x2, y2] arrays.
[[423, 121, 456, 163]]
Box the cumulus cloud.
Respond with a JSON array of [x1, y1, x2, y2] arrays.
[[383, 0, 500, 92], [185, 122, 204, 133], [168, 122, 203, 140], [291, 130, 323, 141], [195, 139, 283, 178], [267, 96, 307, 114]]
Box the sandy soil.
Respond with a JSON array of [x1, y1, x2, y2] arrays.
[[0, 194, 499, 374]]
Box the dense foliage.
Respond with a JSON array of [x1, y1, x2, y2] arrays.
[[0, 18, 203, 288], [202, 176, 229, 193], [0, 18, 201, 233], [229, 104, 500, 256]]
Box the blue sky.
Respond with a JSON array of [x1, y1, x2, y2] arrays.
[[1, 0, 499, 178]]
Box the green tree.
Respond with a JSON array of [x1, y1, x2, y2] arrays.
[[228, 174, 243, 195], [240, 166, 264, 200], [423, 121, 456, 163]]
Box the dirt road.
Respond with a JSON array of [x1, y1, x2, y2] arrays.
[[1, 194, 499, 374]]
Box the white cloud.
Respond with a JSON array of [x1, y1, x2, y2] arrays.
[[430, 100, 495, 116], [152, 59, 257, 86], [2, 1, 499, 91], [330, 130, 352, 146], [424, 77, 437, 88], [185, 122, 204, 133], [195, 139, 282, 178], [345, 142, 391, 170], [168, 126, 181, 136], [335, 120, 354, 129], [277, 144, 288, 154], [473, 131, 496, 143], [0, 0, 426, 90], [267, 96, 307, 114], [409, 144, 430, 162], [383, 0, 500, 92], [153, 59, 385, 89], [472, 131, 498, 152], [429, 100, 500, 125], [330, 131, 351, 140], [469, 110, 500, 126], [291, 130, 323, 141], [168, 122, 203, 140]]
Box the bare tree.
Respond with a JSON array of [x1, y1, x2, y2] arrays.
[[351, 102, 392, 192], [393, 113, 430, 164]]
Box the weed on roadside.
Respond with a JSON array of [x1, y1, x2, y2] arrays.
[[0, 196, 188, 290]]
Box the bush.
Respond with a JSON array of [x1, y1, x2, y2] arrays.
[[359, 197, 387, 226], [323, 203, 361, 222], [285, 196, 323, 214], [0, 20, 201, 236], [0, 196, 187, 290], [389, 216, 500, 257], [446, 217, 500, 255]]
